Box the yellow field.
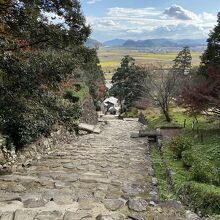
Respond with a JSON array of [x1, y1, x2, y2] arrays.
[[98, 48, 202, 74]]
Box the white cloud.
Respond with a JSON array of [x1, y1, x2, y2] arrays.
[[163, 5, 199, 20], [86, 5, 217, 41], [107, 7, 161, 18], [87, 0, 102, 4]]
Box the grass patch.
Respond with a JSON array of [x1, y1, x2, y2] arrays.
[[150, 146, 177, 200], [147, 114, 181, 129], [64, 82, 89, 104], [146, 109, 209, 130], [148, 109, 220, 215], [180, 181, 220, 215]]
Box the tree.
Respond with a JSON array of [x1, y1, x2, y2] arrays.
[[143, 65, 178, 122], [0, 0, 90, 51], [110, 56, 145, 112], [179, 66, 220, 117], [138, 47, 192, 122], [171, 46, 192, 96], [173, 46, 192, 76], [179, 13, 220, 117], [200, 12, 220, 74], [0, 0, 105, 147]]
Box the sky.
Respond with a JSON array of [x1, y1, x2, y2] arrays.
[[80, 0, 220, 42]]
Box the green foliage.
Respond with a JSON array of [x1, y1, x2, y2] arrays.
[[64, 91, 80, 103], [64, 83, 89, 104], [173, 46, 192, 75], [151, 147, 177, 200], [0, 0, 90, 51], [200, 13, 220, 73], [0, 0, 105, 149], [125, 107, 139, 118], [110, 55, 146, 111], [0, 158, 6, 165], [179, 14, 220, 118], [0, 93, 80, 147], [181, 150, 195, 168], [147, 114, 181, 129], [190, 161, 219, 185], [14, 108, 55, 147], [168, 136, 193, 159], [180, 181, 220, 215], [149, 110, 220, 216]]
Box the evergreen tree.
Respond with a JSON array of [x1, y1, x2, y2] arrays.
[[200, 12, 220, 74], [110, 56, 145, 112], [173, 46, 192, 75], [179, 13, 220, 117]]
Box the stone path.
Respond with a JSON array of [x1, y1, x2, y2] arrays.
[[0, 117, 196, 219]]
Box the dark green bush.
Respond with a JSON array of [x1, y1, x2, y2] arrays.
[[1, 94, 81, 149], [168, 136, 193, 159], [180, 181, 220, 215], [56, 99, 80, 129], [182, 150, 196, 168], [3, 104, 56, 147], [190, 161, 219, 185], [74, 83, 81, 91], [64, 90, 80, 103]]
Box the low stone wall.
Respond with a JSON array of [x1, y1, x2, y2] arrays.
[[159, 127, 183, 143], [0, 126, 77, 172], [0, 96, 98, 172], [0, 134, 7, 166]]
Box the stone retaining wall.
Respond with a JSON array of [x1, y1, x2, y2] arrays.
[[0, 126, 77, 172], [0, 134, 7, 166], [0, 96, 98, 172]]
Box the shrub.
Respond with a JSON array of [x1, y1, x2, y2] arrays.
[[11, 107, 55, 147], [168, 136, 193, 159], [64, 83, 89, 104], [1, 94, 81, 149], [180, 181, 220, 215], [56, 99, 80, 129], [190, 161, 218, 185], [182, 150, 196, 168], [126, 107, 139, 118], [64, 90, 80, 103]]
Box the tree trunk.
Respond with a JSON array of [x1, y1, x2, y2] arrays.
[[163, 109, 172, 122]]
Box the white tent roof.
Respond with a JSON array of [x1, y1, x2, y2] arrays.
[[104, 96, 118, 105]]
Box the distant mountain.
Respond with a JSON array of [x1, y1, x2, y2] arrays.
[[123, 39, 177, 48], [174, 39, 207, 46], [122, 38, 206, 48], [89, 38, 207, 49], [103, 39, 127, 47], [85, 38, 102, 48]]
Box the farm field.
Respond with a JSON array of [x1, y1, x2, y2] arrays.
[[98, 48, 202, 77]]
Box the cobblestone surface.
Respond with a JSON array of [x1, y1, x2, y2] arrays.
[[0, 116, 197, 219]]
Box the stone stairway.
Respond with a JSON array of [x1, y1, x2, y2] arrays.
[[0, 118, 199, 219]]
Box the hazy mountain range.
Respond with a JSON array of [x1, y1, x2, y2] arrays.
[[85, 38, 103, 48], [103, 38, 207, 48], [86, 38, 207, 49]]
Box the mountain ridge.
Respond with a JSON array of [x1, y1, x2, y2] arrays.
[[103, 38, 207, 48]]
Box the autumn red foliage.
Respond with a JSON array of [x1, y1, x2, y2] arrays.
[[179, 66, 220, 116]]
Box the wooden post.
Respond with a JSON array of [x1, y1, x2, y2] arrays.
[[200, 133, 204, 143], [192, 120, 195, 131], [183, 119, 186, 128]]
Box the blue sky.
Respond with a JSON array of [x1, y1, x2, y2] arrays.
[[80, 0, 220, 42]]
